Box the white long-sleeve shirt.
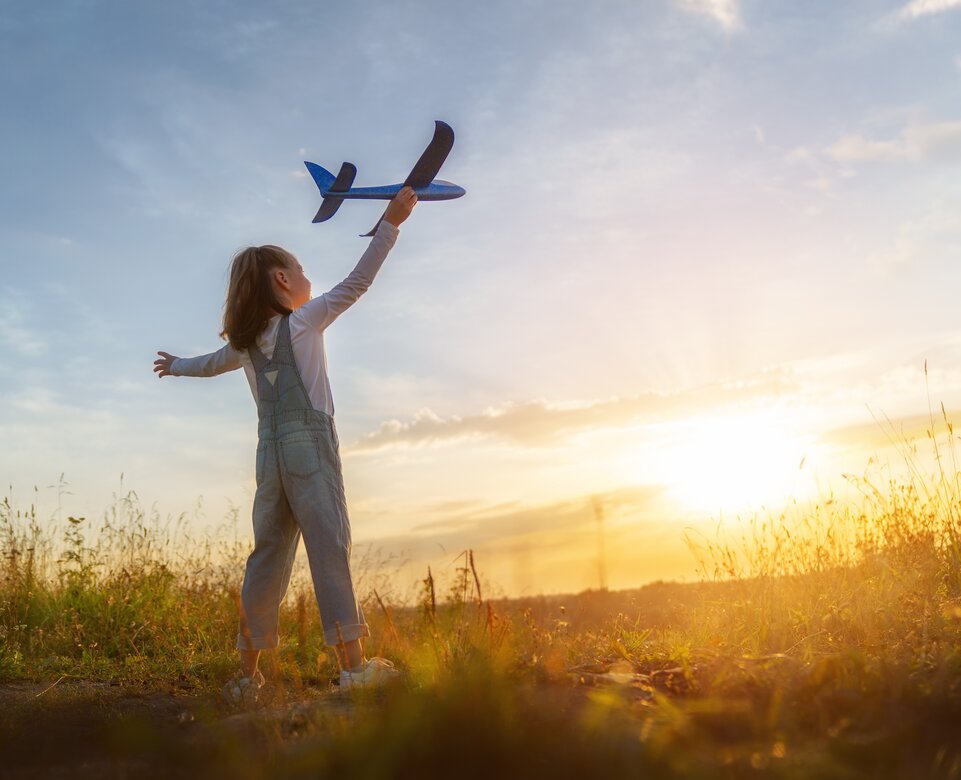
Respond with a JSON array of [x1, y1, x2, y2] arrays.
[[171, 221, 400, 415]]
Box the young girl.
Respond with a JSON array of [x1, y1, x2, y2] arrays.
[[154, 187, 418, 704]]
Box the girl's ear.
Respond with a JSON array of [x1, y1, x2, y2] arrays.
[[272, 267, 290, 290]]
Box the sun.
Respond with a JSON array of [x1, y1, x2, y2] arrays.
[[629, 410, 820, 515]]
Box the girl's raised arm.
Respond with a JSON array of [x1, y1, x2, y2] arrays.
[[154, 343, 242, 378], [299, 186, 417, 332]]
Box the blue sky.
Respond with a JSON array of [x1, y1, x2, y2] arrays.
[[2, 0, 961, 594]]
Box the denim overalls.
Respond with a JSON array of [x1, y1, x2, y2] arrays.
[[238, 315, 368, 649]]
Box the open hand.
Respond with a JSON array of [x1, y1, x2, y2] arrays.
[[154, 351, 179, 378], [384, 186, 418, 227]]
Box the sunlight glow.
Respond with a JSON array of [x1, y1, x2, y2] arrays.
[[630, 411, 822, 515]]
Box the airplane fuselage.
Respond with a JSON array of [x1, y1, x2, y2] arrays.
[[323, 180, 465, 201]]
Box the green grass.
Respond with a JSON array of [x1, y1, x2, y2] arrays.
[[3, 434, 961, 777]]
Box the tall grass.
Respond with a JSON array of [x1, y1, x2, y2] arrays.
[[0, 480, 507, 685], [0, 484, 250, 680], [3, 417, 961, 682], [677, 402, 961, 663]]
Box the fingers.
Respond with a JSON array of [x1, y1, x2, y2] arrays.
[[398, 187, 417, 215], [383, 187, 417, 227], [154, 351, 174, 378]]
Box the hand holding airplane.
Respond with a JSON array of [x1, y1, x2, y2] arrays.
[[383, 186, 418, 228], [304, 120, 465, 236]]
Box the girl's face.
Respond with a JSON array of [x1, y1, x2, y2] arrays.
[[287, 257, 312, 309], [276, 255, 312, 309]]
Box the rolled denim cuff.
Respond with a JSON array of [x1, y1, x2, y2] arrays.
[[323, 621, 371, 647]]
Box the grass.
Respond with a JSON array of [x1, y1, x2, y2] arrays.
[[2, 425, 961, 778]]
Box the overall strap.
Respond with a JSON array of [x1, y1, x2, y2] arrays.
[[247, 315, 290, 374], [272, 315, 295, 364], [248, 339, 268, 373]]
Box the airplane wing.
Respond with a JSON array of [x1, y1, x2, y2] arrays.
[[404, 120, 455, 188], [361, 121, 456, 237]]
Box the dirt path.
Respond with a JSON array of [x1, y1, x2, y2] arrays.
[[0, 671, 662, 779], [0, 678, 355, 779]]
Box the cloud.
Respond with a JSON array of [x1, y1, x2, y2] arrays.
[[407, 485, 664, 535], [788, 119, 961, 193], [0, 288, 47, 356], [785, 145, 857, 195], [895, 0, 961, 20], [353, 483, 698, 595], [349, 375, 794, 453], [822, 413, 934, 451], [866, 199, 961, 270], [676, 0, 742, 30], [785, 147, 816, 166], [826, 121, 961, 163]]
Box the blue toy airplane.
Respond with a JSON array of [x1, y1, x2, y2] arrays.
[[305, 120, 465, 237]]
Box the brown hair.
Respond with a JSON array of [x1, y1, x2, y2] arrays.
[[220, 245, 294, 351]]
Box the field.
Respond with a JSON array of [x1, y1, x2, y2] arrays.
[[3, 449, 961, 779]]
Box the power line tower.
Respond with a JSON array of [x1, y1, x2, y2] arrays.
[[591, 495, 608, 591]]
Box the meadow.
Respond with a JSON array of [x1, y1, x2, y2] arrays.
[[2, 427, 961, 779]]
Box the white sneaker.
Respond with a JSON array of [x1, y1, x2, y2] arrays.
[[339, 657, 402, 690], [222, 669, 266, 706]]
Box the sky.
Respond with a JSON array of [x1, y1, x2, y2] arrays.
[[2, 0, 961, 597]]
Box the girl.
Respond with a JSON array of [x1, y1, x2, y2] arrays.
[[154, 187, 418, 704]]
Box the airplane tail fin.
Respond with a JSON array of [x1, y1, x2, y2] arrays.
[[305, 162, 357, 223]]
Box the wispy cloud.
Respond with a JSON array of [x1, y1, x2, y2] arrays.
[[787, 118, 961, 194], [826, 120, 961, 163], [822, 413, 933, 450], [0, 289, 47, 356], [866, 198, 961, 270], [357, 484, 685, 594], [785, 145, 856, 195], [398, 486, 665, 548], [349, 376, 793, 452], [676, 0, 742, 30], [895, 0, 961, 21]]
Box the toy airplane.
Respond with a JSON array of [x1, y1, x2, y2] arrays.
[[305, 120, 465, 236]]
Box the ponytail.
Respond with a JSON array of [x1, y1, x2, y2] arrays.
[[220, 245, 294, 351]]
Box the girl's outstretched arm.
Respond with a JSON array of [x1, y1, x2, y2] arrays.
[[154, 344, 242, 378]]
